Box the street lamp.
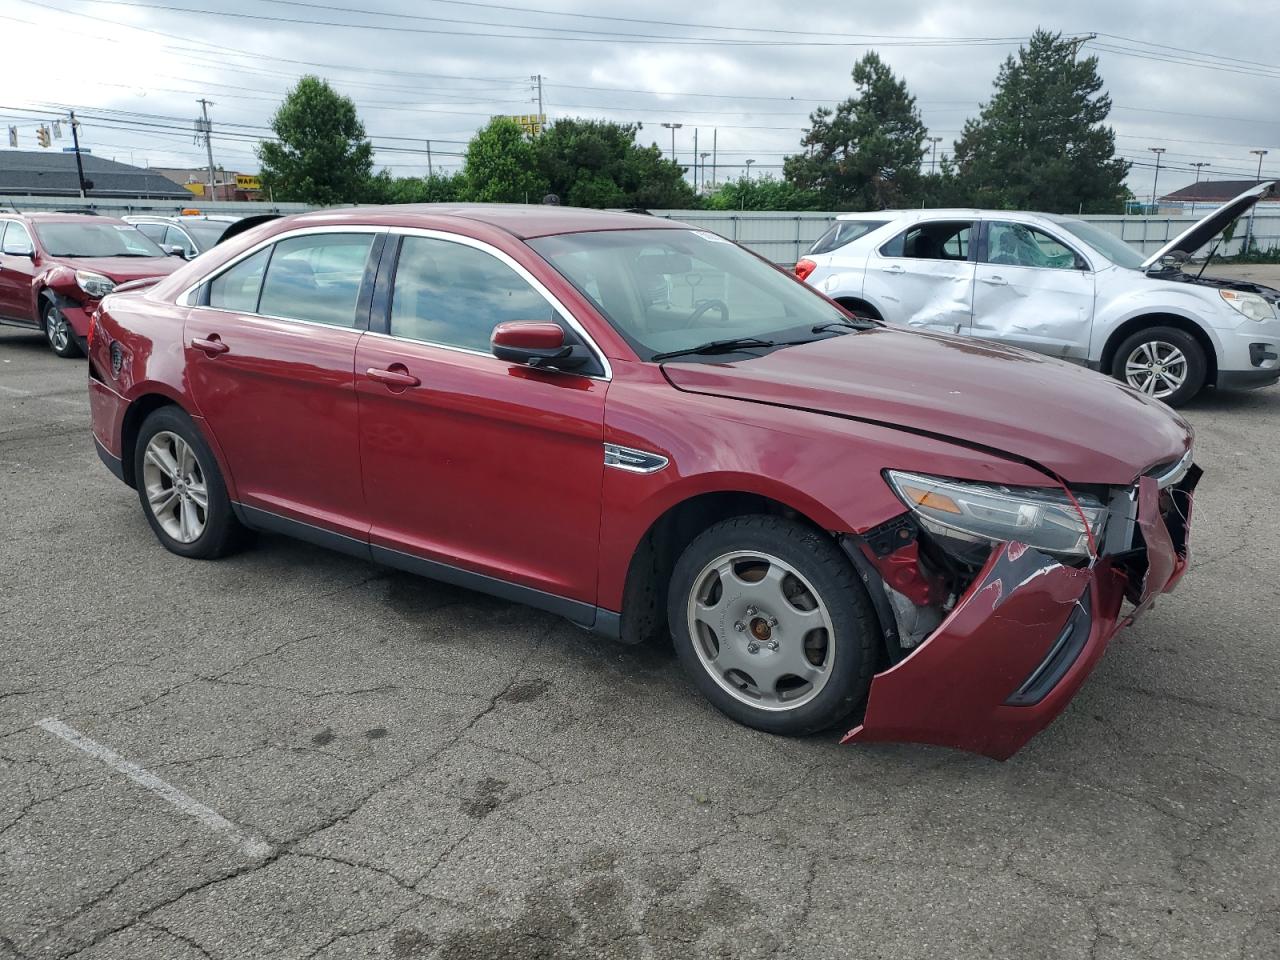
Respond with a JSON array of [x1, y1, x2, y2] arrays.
[[1190, 162, 1210, 184], [744, 158, 755, 180], [660, 122, 682, 163], [1148, 147, 1166, 210], [1251, 148, 1269, 181], [927, 136, 943, 175], [699, 152, 710, 191]]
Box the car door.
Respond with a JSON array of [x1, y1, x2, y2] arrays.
[[354, 231, 608, 611], [862, 220, 976, 334], [972, 220, 1096, 359], [0, 221, 39, 323], [184, 228, 385, 541]]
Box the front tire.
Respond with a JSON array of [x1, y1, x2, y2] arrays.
[[1111, 326, 1206, 407], [133, 406, 247, 560], [42, 299, 81, 358], [667, 515, 878, 736]]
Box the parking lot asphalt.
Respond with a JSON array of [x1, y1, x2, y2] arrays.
[[1, 325, 1277, 960]]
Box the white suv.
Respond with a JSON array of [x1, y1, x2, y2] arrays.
[[796, 183, 1279, 406]]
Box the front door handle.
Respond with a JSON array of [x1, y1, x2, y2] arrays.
[[191, 335, 229, 355], [365, 365, 421, 389], [885, 264, 905, 274], [981, 276, 1009, 285]]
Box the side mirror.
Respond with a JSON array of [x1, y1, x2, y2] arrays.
[[491, 321, 587, 372], [163, 244, 187, 258], [2, 238, 34, 258]]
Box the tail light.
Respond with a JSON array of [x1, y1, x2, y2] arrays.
[[794, 258, 817, 282]]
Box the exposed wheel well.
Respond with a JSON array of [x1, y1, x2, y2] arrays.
[[617, 492, 834, 646], [119, 394, 178, 488], [833, 297, 883, 322], [1101, 314, 1218, 387]]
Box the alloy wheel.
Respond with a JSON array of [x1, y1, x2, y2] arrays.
[[45, 306, 70, 353], [1124, 340, 1188, 399], [141, 431, 209, 544], [686, 551, 835, 711]]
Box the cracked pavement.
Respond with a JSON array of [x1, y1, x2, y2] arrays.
[[1, 326, 1278, 959]]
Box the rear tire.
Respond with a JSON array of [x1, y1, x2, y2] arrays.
[[133, 406, 247, 560], [667, 515, 877, 737], [42, 299, 81, 359], [1110, 326, 1206, 407]]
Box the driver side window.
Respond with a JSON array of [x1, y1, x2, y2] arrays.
[[986, 222, 1080, 269]]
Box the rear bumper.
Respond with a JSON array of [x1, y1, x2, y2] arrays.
[[844, 470, 1197, 760]]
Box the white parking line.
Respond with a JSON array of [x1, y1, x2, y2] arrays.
[[0, 384, 85, 407], [37, 718, 272, 859]]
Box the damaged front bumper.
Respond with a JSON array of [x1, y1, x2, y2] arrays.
[[842, 467, 1199, 761]]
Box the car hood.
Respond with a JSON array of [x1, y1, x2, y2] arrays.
[[55, 256, 183, 284], [1142, 180, 1276, 270], [661, 327, 1192, 486]]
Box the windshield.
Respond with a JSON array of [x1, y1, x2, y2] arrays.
[[528, 228, 850, 360], [808, 219, 888, 255], [35, 222, 166, 258], [182, 220, 233, 249], [1053, 218, 1146, 271]]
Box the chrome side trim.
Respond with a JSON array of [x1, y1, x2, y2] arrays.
[[603, 443, 669, 474]]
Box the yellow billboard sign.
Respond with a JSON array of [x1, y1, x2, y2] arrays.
[[501, 114, 546, 136], [183, 182, 205, 196], [235, 174, 262, 190]]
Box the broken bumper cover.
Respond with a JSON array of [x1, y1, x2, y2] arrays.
[[843, 469, 1198, 761]]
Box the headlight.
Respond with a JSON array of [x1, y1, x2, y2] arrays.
[[1220, 289, 1276, 322], [885, 471, 1106, 558], [74, 271, 116, 300]]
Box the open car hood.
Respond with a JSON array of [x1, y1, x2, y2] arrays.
[[661, 327, 1192, 486], [1142, 180, 1276, 270]]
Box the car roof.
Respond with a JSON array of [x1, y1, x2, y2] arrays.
[[0, 211, 128, 224], [835, 208, 1049, 221], [284, 204, 692, 239]]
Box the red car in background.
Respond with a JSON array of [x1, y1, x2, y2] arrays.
[[0, 212, 182, 357], [87, 205, 1199, 759]]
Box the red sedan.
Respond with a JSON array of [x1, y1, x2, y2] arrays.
[[87, 206, 1198, 759], [0, 212, 182, 357]]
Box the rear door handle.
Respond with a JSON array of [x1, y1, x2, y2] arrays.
[[885, 264, 905, 274], [191, 335, 229, 355], [365, 365, 421, 388], [981, 276, 1009, 285]]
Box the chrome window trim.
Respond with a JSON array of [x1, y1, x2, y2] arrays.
[[386, 227, 612, 381], [176, 223, 612, 381], [177, 224, 391, 306]]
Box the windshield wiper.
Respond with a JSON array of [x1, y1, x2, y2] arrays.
[[811, 317, 876, 335], [651, 337, 793, 362]]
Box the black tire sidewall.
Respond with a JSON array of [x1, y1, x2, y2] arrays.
[[42, 299, 81, 359], [667, 515, 878, 737], [1111, 326, 1206, 407], [132, 406, 238, 559]]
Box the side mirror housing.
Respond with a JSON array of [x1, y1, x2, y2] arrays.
[[491, 321, 588, 372], [163, 244, 188, 258], [2, 238, 34, 258]]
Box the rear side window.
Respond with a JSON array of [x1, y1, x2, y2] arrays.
[[389, 236, 555, 351], [208, 247, 271, 312], [134, 222, 167, 244], [257, 233, 375, 327], [880, 221, 973, 261], [808, 220, 887, 255]]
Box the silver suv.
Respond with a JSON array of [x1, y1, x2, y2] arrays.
[[797, 183, 1279, 406]]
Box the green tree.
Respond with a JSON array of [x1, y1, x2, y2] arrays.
[[363, 170, 467, 204], [950, 30, 1130, 213], [257, 76, 374, 204], [783, 52, 926, 210], [463, 118, 547, 203], [533, 118, 697, 209], [705, 175, 819, 211]]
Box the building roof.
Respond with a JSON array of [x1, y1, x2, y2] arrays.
[[0, 150, 193, 199], [1159, 179, 1279, 204]]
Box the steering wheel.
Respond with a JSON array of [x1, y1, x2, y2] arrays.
[[686, 298, 730, 326]]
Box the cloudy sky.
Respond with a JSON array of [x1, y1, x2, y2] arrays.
[[1, 0, 1275, 203]]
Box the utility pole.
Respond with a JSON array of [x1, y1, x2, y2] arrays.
[[1067, 33, 1097, 60], [711, 129, 717, 189], [426, 140, 433, 177], [1247, 149, 1269, 252], [197, 99, 217, 200], [661, 122, 682, 163], [927, 136, 943, 175], [744, 159, 755, 180], [530, 75, 544, 130], [68, 111, 88, 198], [692, 128, 698, 188], [1148, 147, 1166, 210]]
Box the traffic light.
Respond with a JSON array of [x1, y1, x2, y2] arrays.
[[36, 125, 51, 148]]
